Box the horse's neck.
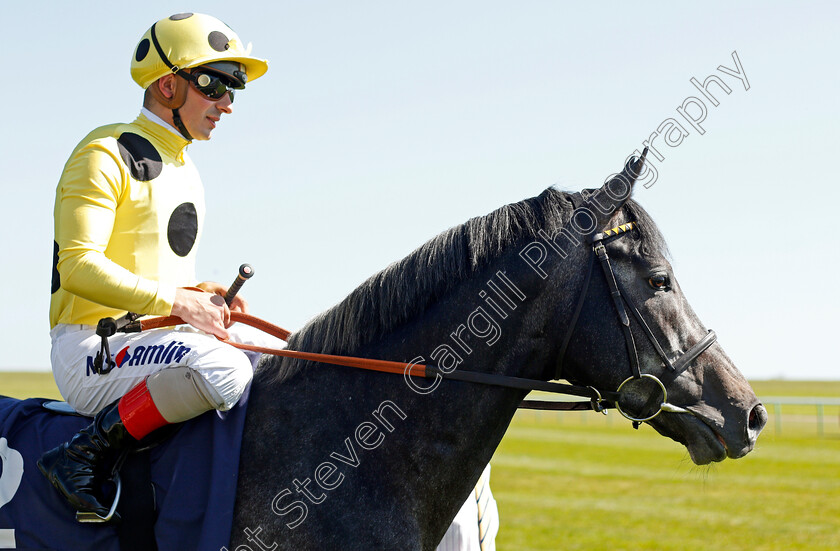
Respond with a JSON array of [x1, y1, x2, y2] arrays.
[[235, 256, 568, 548], [344, 258, 560, 459]]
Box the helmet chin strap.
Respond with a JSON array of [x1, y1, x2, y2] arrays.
[[148, 76, 193, 141], [147, 21, 194, 141], [171, 108, 193, 141]]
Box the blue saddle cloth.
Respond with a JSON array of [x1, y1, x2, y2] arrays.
[[0, 389, 249, 551]]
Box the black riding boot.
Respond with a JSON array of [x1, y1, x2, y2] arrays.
[[37, 399, 138, 517]]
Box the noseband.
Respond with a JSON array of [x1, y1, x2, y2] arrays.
[[555, 220, 718, 424]]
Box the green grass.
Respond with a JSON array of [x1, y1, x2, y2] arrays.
[[1, 371, 61, 399], [4, 374, 839, 549], [491, 399, 840, 550]]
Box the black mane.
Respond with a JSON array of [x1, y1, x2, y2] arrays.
[[261, 188, 667, 380]]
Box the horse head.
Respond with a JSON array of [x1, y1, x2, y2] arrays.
[[557, 150, 767, 465]]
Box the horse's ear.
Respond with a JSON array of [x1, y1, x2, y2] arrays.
[[580, 147, 649, 232]]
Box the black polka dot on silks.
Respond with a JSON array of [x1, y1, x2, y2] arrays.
[[168, 203, 199, 257], [208, 31, 230, 52], [135, 38, 150, 62], [51, 241, 61, 294], [116, 133, 163, 182], [169, 13, 194, 21]]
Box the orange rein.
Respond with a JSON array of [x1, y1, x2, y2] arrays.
[[135, 312, 613, 413], [138, 312, 428, 378]]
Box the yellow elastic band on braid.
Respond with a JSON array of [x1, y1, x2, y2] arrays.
[[602, 222, 636, 237]]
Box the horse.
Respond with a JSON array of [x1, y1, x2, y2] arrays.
[[228, 152, 767, 549], [0, 152, 766, 550]]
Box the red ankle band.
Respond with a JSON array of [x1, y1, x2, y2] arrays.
[[118, 379, 169, 439]]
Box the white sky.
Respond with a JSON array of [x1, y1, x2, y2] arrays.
[[1, 1, 838, 380]]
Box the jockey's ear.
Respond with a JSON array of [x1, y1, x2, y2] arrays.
[[579, 147, 649, 233]]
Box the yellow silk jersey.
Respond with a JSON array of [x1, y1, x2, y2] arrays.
[[50, 113, 205, 327]]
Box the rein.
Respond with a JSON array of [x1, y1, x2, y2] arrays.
[[109, 219, 716, 423], [128, 312, 621, 413]]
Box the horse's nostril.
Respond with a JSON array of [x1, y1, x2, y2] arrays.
[[748, 404, 768, 433]]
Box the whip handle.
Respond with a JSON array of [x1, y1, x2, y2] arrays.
[[225, 264, 254, 306]]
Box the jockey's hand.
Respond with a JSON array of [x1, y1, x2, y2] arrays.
[[195, 281, 250, 317], [172, 287, 231, 339]]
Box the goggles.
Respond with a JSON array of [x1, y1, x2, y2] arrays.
[[181, 69, 245, 102]]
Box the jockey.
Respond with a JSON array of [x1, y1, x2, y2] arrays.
[[39, 13, 269, 519]]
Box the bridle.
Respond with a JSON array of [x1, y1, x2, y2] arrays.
[[549, 216, 718, 425]]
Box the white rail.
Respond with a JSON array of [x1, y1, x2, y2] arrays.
[[761, 396, 840, 436]]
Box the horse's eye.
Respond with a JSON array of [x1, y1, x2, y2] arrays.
[[648, 274, 670, 290]]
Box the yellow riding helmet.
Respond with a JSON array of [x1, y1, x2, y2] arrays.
[[131, 13, 268, 89]]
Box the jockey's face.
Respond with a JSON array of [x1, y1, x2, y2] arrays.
[[177, 77, 234, 141]]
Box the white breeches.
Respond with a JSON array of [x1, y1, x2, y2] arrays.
[[50, 322, 282, 416]]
